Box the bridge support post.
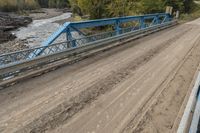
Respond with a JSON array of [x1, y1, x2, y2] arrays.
[[140, 17, 145, 29], [162, 14, 170, 23], [36, 13, 172, 57], [155, 16, 160, 25], [115, 19, 121, 35], [66, 28, 76, 48]]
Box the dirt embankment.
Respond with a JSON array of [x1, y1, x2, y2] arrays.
[[0, 12, 32, 54], [0, 13, 32, 43], [0, 8, 70, 54]]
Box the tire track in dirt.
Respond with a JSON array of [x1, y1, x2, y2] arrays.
[[0, 25, 186, 133], [15, 25, 191, 133], [49, 23, 199, 133], [123, 25, 200, 133]]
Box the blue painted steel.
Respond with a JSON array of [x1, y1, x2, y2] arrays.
[[29, 22, 71, 57], [36, 13, 171, 55], [69, 13, 169, 29], [189, 88, 200, 133], [0, 13, 173, 68], [43, 22, 71, 46], [44, 13, 170, 43]]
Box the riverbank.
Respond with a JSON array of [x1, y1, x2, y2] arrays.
[[0, 8, 71, 54], [0, 12, 32, 43], [27, 8, 70, 20], [0, 12, 33, 54]]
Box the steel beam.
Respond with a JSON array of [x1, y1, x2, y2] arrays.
[[0, 21, 177, 82], [0, 13, 172, 66]]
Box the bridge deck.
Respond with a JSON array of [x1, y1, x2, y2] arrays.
[[1, 18, 200, 133]]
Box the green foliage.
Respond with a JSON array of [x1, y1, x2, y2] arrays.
[[180, 3, 200, 21], [48, 0, 56, 8], [183, 0, 195, 13], [70, 0, 140, 19], [106, 0, 139, 17], [139, 0, 165, 13], [0, 0, 70, 12], [48, 0, 70, 8], [0, 0, 39, 12], [164, 0, 184, 12], [84, 0, 106, 19], [69, 0, 105, 18], [70, 0, 196, 19], [37, 0, 49, 8], [164, 0, 195, 13], [0, 0, 197, 21]]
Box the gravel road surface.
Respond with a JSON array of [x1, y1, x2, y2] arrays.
[[1, 18, 200, 133]]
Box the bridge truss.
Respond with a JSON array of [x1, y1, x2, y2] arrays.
[[0, 13, 175, 84]]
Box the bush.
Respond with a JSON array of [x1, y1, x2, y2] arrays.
[[140, 0, 165, 14], [0, 0, 39, 12], [48, 0, 70, 8], [0, 0, 70, 12], [180, 3, 200, 21]]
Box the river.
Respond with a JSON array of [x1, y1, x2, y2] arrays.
[[13, 12, 72, 47]]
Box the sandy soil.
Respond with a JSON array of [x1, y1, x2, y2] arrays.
[[0, 18, 200, 133]]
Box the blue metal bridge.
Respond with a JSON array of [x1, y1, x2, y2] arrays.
[[0, 13, 176, 83]]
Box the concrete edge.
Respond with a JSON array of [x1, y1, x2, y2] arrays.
[[177, 71, 200, 133]]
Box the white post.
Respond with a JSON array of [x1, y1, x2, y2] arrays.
[[169, 7, 173, 15], [166, 6, 173, 15], [166, 6, 170, 14], [176, 11, 180, 19]]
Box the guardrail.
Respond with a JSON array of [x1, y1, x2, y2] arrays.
[[0, 13, 172, 68], [40, 13, 171, 57], [0, 20, 172, 67], [0, 27, 138, 66], [178, 72, 200, 133], [0, 20, 177, 85]]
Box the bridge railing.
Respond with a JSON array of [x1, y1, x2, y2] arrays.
[[0, 13, 173, 68], [177, 72, 200, 133], [0, 28, 126, 66]]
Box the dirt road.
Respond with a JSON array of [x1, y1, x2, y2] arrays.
[[1, 18, 200, 133]]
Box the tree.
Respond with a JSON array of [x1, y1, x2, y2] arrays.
[[164, 0, 195, 13], [106, 0, 139, 17], [48, 0, 56, 8], [54, 0, 70, 8], [69, 0, 82, 16], [183, 0, 194, 13], [164, 0, 184, 12], [139, 0, 165, 14], [37, 0, 49, 8], [69, 0, 106, 19], [69, 0, 196, 20], [77, 0, 106, 19], [70, 0, 139, 19]]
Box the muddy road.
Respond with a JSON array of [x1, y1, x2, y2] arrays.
[[1, 18, 200, 133]]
